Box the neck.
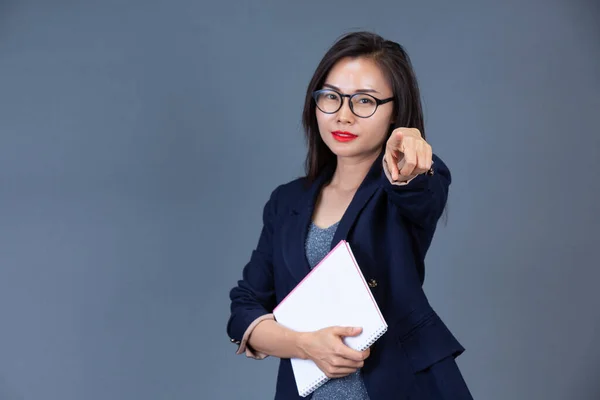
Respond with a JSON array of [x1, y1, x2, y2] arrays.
[[329, 150, 380, 192]]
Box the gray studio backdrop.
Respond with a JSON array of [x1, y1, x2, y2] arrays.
[[1, 1, 599, 399]]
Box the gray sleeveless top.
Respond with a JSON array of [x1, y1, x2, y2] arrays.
[[304, 221, 370, 400]]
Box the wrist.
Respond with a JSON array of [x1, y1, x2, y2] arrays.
[[294, 331, 311, 360]]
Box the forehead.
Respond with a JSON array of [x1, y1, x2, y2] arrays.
[[324, 57, 391, 94]]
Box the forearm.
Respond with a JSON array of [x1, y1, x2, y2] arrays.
[[248, 319, 309, 360]]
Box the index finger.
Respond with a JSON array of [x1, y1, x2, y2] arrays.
[[385, 153, 399, 181]]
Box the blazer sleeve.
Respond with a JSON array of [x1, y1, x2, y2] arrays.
[[381, 153, 451, 230], [226, 186, 280, 353]]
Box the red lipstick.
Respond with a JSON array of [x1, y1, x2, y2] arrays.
[[331, 131, 358, 142]]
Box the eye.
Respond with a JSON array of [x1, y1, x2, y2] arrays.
[[354, 95, 375, 105]]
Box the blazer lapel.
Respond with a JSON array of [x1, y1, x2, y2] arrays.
[[281, 163, 334, 285]]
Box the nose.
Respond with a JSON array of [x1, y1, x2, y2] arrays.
[[337, 97, 355, 124]]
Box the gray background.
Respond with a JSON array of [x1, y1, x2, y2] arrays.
[[0, 0, 599, 399]]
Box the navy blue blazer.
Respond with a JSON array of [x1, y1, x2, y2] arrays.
[[227, 150, 473, 400]]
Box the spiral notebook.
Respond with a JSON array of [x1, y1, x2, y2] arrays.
[[273, 240, 388, 397]]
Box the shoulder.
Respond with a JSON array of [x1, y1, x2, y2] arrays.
[[274, 176, 309, 199], [263, 176, 309, 216]]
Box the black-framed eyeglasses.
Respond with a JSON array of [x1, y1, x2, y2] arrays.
[[312, 89, 394, 118]]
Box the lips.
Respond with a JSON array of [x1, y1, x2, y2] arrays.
[[331, 131, 358, 142]]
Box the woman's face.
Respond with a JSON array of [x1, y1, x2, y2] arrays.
[[316, 56, 394, 161]]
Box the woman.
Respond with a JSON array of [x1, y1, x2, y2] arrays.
[[226, 31, 473, 400]]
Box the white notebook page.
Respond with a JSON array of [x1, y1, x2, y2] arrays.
[[273, 240, 387, 397]]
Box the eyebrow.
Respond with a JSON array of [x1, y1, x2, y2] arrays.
[[322, 83, 380, 94]]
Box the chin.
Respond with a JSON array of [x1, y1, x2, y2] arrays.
[[324, 141, 356, 155], [329, 145, 377, 160]]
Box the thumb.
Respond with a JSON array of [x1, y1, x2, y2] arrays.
[[334, 326, 363, 337]]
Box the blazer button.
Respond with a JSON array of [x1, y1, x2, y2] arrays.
[[368, 278, 378, 288], [230, 338, 240, 345]]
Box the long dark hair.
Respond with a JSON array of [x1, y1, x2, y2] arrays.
[[302, 31, 426, 183]]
